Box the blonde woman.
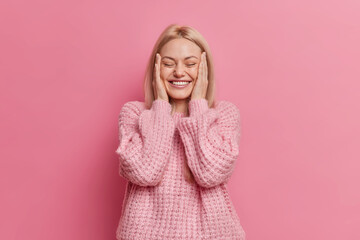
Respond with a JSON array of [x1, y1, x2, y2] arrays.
[[115, 24, 246, 240]]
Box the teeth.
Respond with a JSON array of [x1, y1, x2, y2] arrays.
[[171, 81, 190, 85]]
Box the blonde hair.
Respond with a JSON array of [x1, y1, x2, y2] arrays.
[[143, 24, 217, 184]]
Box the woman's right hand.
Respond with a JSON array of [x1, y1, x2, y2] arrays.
[[153, 53, 169, 102]]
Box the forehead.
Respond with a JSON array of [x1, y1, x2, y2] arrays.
[[160, 38, 201, 58]]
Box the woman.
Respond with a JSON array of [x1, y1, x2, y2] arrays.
[[115, 24, 246, 240]]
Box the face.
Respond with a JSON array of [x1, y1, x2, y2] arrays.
[[159, 38, 202, 101]]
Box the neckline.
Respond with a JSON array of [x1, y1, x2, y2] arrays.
[[171, 111, 186, 117]]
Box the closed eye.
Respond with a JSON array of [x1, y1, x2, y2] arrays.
[[163, 63, 196, 67]]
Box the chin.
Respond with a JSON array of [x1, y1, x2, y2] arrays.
[[166, 90, 193, 101], [168, 94, 191, 101]]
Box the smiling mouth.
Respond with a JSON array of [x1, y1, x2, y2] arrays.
[[168, 80, 192, 86]]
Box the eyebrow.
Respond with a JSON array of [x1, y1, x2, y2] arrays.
[[162, 56, 198, 61]]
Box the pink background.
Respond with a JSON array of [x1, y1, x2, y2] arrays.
[[1, 0, 359, 239]]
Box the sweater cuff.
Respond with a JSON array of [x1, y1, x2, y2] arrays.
[[152, 99, 172, 114], [188, 98, 209, 117]]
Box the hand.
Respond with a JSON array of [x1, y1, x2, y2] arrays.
[[191, 52, 208, 100], [153, 53, 169, 102]]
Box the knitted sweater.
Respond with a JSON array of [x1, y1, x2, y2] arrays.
[[115, 98, 246, 240]]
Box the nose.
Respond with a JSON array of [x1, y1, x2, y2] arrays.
[[174, 63, 185, 77]]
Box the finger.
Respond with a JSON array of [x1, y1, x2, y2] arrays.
[[201, 53, 205, 82], [153, 61, 157, 81], [153, 63, 157, 98], [156, 53, 160, 77], [157, 53, 161, 65], [157, 53, 161, 80], [204, 53, 208, 82], [198, 56, 203, 81], [154, 63, 158, 83], [155, 54, 160, 82], [152, 81, 156, 99], [157, 61, 161, 83]]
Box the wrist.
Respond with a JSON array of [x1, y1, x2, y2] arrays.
[[152, 98, 171, 113], [188, 98, 209, 117]]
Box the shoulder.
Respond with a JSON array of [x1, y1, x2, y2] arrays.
[[121, 100, 146, 112], [214, 100, 241, 120], [119, 101, 147, 121]]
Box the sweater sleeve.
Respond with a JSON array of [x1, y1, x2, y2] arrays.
[[115, 99, 175, 187], [177, 98, 241, 188]]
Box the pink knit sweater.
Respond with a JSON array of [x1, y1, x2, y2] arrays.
[[115, 98, 246, 240]]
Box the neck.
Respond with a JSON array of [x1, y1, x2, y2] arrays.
[[170, 98, 190, 115]]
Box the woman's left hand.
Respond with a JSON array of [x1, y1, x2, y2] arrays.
[[191, 52, 208, 100]]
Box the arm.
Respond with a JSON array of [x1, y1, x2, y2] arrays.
[[177, 98, 241, 188], [115, 99, 175, 187]]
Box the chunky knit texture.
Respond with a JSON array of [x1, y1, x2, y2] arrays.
[[115, 98, 246, 240]]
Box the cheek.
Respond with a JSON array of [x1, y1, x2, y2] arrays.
[[190, 68, 199, 79], [160, 67, 171, 78]]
